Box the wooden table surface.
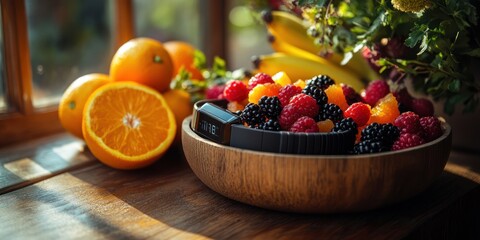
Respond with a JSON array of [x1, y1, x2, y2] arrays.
[[1, 133, 480, 240]]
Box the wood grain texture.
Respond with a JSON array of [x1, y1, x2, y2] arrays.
[[0, 133, 96, 194], [0, 148, 479, 239], [182, 117, 452, 213]]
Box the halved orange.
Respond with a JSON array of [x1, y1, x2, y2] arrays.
[[82, 82, 176, 169]]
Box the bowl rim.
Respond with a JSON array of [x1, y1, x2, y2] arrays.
[[182, 116, 451, 159]]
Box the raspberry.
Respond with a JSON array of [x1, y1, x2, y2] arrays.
[[394, 111, 422, 134], [393, 88, 413, 113], [302, 85, 328, 106], [289, 93, 319, 118], [258, 119, 281, 131], [223, 80, 249, 102], [240, 103, 265, 127], [411, 98, 434, 117], [383, 36, 410, 59], [325, 84, 349, 111], [248, 72, 274, 89], [278, 104, 303, 130], [248, 83, 281, 104], [392, 133, 425, 151], [352, 140, 388, 154], [332, 117, 358, 135], [344, 102, 371, 127], [306, 75, 335, 90], [318, 103, 343, 122], [419, 116, 443, 142], [205, 84, 226, 99], [278, 84, 302, 107], [289, 116, 319, 133], [362, 80, 390, 106], [361, 122, 400, 147], [341, 83, 363, 105], [258, 96, 282, 118], [362, 47, 381, 72]]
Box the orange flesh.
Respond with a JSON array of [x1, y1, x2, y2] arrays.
[[88, 87, 172, 156]]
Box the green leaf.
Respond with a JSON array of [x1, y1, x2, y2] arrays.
[[340, 52, 353, 65], [193, 50, 207, 70], [463, 97, 479, 113], [444, 93, 471, 115], [418, 33, 429, 55], [447, 79, 461, 92], [297, 0, 327, 6], [463, 48, 480, 57], [212, 56, 227, 77], [358, 11, 385, 39], [405, 24, 427, 48]]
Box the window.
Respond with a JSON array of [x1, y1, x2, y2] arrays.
[[0, 8, 5, 113], [0, 0, 225, 147], [227, 0, 271, 70], [133, 0, 201, 47], [26, 0, 115, 108]]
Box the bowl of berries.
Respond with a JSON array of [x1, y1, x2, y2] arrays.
[[182, 74, 452, 213]]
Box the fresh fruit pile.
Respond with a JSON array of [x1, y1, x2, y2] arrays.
[[222, 72, 444, 154], [58, 38, 199, 169]]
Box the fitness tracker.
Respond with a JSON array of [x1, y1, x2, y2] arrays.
[[191, 99, 241, 145], [191, 99, 356, 155]]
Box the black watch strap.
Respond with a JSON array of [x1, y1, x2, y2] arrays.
[[230, 124, 355, 155], [191, 99, 356, 155]]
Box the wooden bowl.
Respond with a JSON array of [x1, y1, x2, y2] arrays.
[[182, 117, 452, 213]]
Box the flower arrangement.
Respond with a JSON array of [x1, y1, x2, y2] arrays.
[[250, 0, 480, 114]]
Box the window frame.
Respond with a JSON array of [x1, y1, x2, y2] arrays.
[[0, 0, 226, 147]]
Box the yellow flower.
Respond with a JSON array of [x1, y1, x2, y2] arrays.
[[391, 0, 432, 13]]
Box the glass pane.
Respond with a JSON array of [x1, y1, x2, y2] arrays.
[[227, 0, 271, 70], [133, 0, 201, 47], [26, 0, 115, 108], [0, 5, 6, 113]]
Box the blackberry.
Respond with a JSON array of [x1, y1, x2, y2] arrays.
[[360, 123, 400, 147], [332, 117, 358, 135], [307, 75, 335, 90], [318, 103, 343, 122], [258, 119, 281, 131], [302, 85, 328, 106], [352, 140, 389, 154], [240, 103, 264, 127], [258, 96, 282, 118]]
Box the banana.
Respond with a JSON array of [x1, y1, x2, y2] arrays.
[[252, 53, 365, 92], [263, 10, 381, 82], [267, 32, 326, 63], [263, 10, 323, 55], [348, 52, 382, 81]]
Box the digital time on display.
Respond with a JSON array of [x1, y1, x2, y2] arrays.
[[199, 119, 220, 137], [195, 112, 225, 143]]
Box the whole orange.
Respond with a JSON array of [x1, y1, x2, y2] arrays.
[[164, 41, 203, 80], [162, 89, 193, 146], [58, 73, 112, 139], [110, 38, 173, 93]]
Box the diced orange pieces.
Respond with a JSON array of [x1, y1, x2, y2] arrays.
[[368, 93, 400, 124], [248, 83, 281, 104], [325, 84, 349, 112]]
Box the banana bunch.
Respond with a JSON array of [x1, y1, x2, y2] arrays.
[[255, 10, 380, 91]]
